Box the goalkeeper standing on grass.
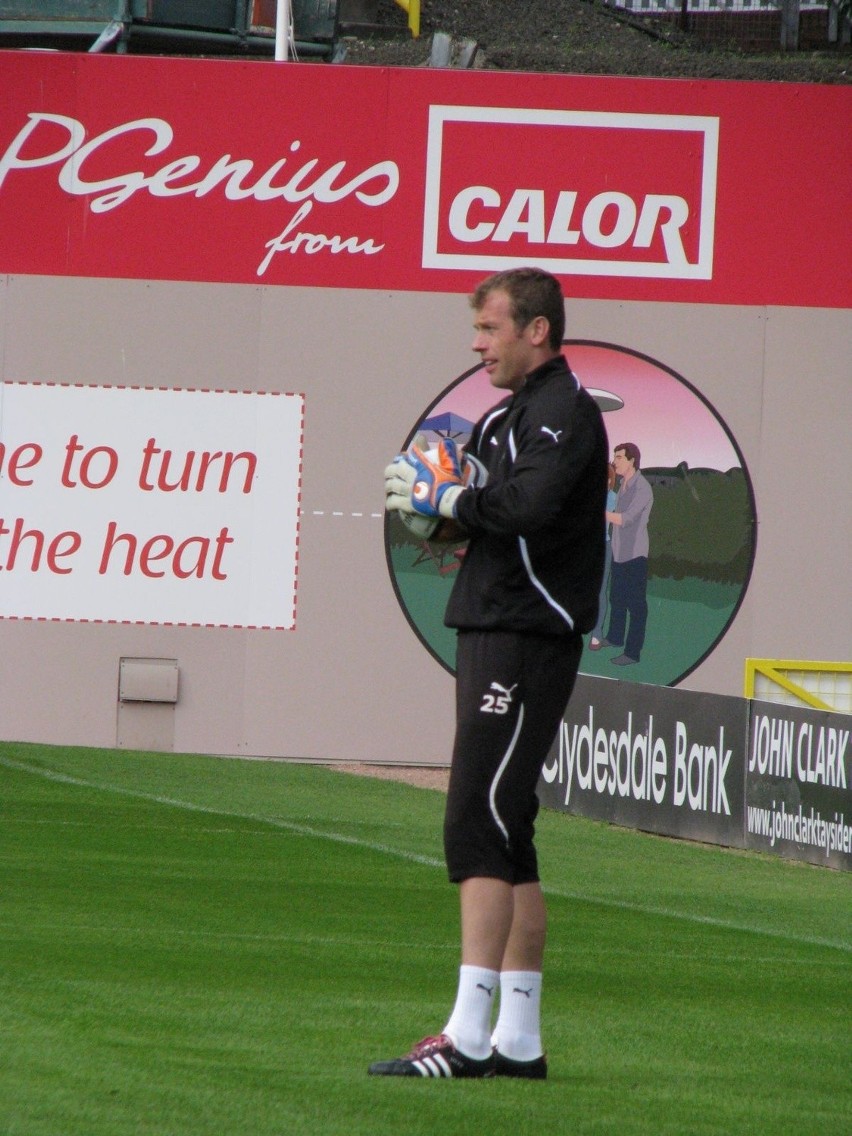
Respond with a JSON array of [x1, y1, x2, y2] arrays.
[[374, 268, 608, 1080]]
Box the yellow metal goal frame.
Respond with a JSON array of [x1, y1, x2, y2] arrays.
[[744, 659, 852, 713]]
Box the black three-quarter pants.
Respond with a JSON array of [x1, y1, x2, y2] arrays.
[[444, 628, 584, 885]]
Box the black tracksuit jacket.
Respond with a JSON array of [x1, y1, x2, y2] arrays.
[[445, 355, 609, 637]]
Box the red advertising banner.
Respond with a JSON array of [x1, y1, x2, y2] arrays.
[[0, 51, 849, 307]]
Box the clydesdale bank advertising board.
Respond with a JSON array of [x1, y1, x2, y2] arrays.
[[539, 677, 851, 869], [538, 676, 748, 849]]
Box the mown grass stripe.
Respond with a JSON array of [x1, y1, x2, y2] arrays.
[[3, 752, 848, 955]]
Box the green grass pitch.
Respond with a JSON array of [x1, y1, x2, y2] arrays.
[[1, 741, 849, 1136]]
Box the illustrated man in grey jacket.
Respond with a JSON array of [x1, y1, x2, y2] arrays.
[[603, 442, 653, 665]]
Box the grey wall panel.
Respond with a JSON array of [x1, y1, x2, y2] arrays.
[[1, 272, 849, 762]]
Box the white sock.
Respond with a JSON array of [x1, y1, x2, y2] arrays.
[[490, 970, 544, 1061], [442, 965, 499, 1059]]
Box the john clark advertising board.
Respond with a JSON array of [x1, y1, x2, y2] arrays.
[[746, 702, 851, 870]]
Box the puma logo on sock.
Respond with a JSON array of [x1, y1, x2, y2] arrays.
[[513, 987, 533, 998], [476, 983, 495, 997]]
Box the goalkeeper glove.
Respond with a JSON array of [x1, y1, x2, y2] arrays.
[[384, 455, 416, 512], [384, 437, 465, 520], [409, 438, 465, 519]]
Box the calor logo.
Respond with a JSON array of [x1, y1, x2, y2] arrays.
[[423, 106, 719, 281]]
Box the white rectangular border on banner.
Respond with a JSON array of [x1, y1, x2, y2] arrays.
[[0, 383, 304, 630], [422, 105, 719, 280]]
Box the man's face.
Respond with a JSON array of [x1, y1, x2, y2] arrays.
[[613, 449, 634, 478], [472, 289, 538, 393]]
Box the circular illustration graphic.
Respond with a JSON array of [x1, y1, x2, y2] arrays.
[[385, 342, 756, 687]]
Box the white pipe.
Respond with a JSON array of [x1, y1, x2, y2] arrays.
[[275, 0, 291, 61]]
